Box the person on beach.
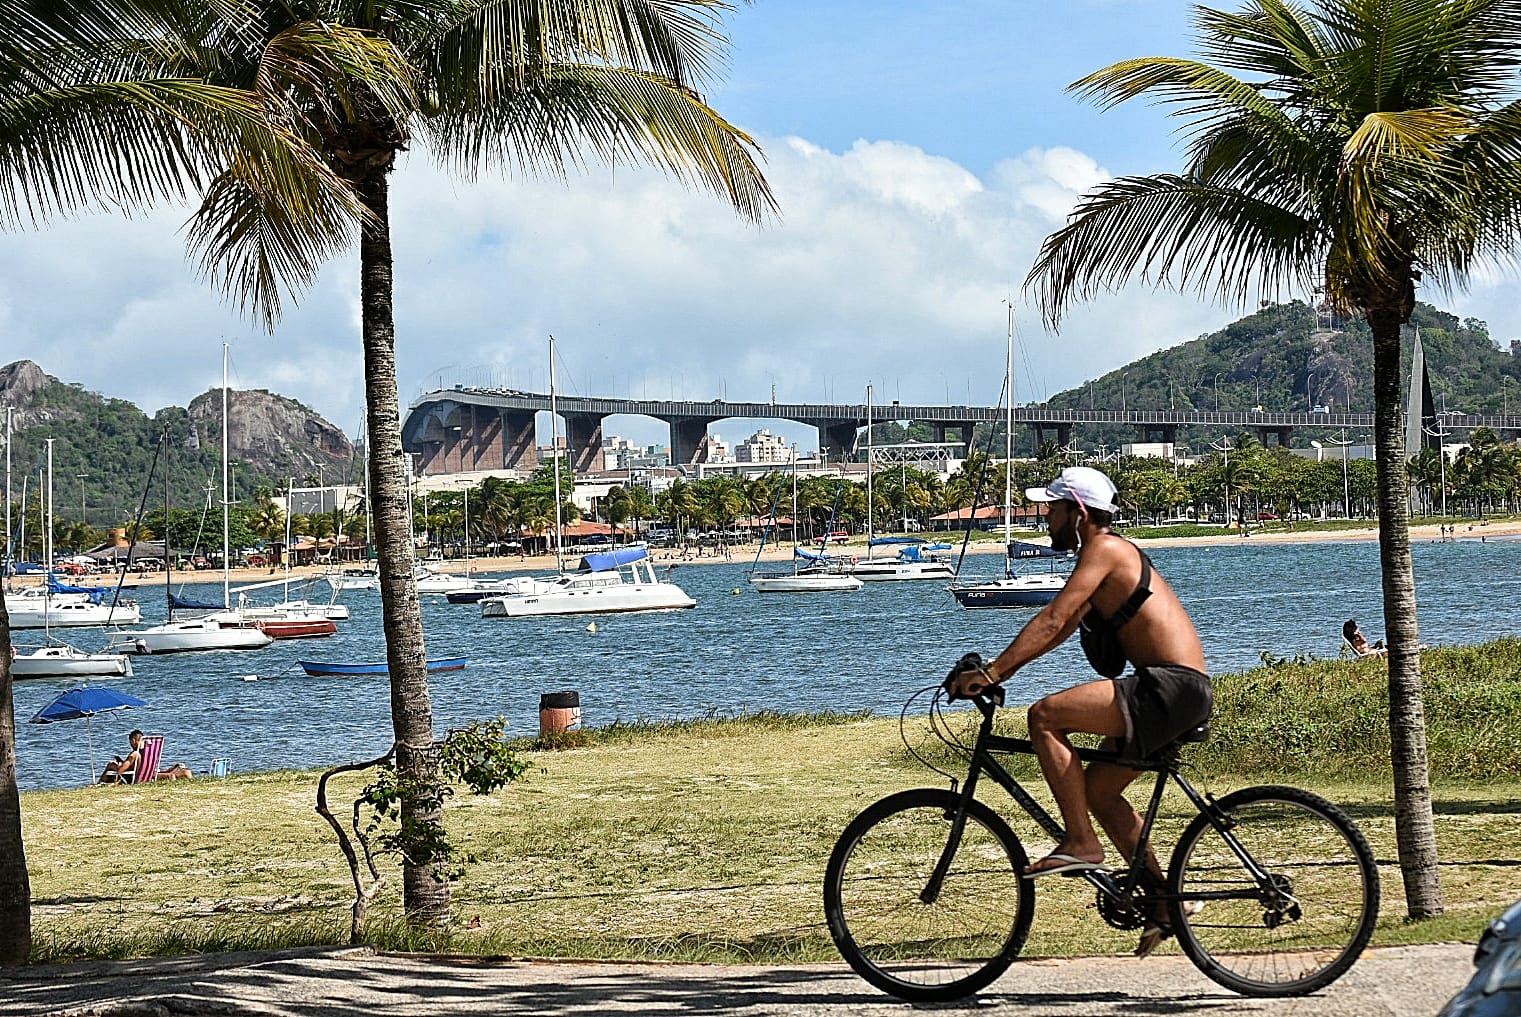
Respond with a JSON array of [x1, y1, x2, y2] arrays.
[[945, 466, 1212, 958], [1343, 619, 1386, 657], [98, 730, 194, 784]]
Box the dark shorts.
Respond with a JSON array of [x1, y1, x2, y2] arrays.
[[1111, 664, 1213, 766]]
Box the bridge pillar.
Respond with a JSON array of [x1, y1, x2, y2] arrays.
[[819, 422, 859, 462], [669, 418, 715, 467], [563, 413, 606, 474], [500, 410, 537, 471], [1032, 423, 1072, 451], [1253, 427, 1293, 447]]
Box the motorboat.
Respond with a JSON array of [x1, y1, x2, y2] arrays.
[[323, 566, 380, 592], [413, 567, 481, 595], [298, 656, 467, 677], [480, 547, 695, 617], [7, 593, 142, 629], [10, 641, 135, 678], [846, 538, 957, 582], [950, 541, 1072, 608], [105, 617, 274, 654], [445, 575, 559, 604]]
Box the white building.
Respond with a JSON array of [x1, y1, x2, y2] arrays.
[[735, 428, 791, 464]]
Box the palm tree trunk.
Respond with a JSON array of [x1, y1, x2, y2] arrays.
[[1369, 305, 1444, 918], [356, 167, 449, 928], [0, 591, 31, 966]]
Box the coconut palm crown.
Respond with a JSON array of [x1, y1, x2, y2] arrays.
[[1026, 0, 1521, 920]]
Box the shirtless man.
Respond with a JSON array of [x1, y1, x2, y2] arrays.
[[946, 466, 1212, 956]]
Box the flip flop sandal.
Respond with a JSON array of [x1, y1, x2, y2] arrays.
[[1022, 853, 1111, 878]]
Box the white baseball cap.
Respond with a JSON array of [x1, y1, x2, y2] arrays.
[[1025, 466, 1119, 514]]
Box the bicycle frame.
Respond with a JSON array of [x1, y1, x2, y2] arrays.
[[923, 695, 1284, 912]]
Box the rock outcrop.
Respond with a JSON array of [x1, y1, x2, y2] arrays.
[[187, 388, 355, 479]]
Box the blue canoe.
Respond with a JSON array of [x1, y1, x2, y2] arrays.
[[298, 657, 468, 677]]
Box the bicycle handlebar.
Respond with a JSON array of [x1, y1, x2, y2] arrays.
[[941, 652, 1006, 707]]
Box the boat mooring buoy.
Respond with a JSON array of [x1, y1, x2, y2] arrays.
[[586, 621, 598, 633], [733, 587, 741, 595]]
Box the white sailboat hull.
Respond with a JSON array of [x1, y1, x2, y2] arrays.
[[847, 560, 956, 581], [749, 573, 864, 593], [106, 619, 274, 654], [10, 645, 135, 678]]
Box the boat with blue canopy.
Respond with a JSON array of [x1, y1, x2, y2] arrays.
[[847, 536, 957, 582], [479, 545, 695, 617]]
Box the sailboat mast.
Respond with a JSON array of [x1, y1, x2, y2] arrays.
[[222, 342, 231, 608], [1005, 304, 1014, 548], [866, 384, 873, 542], [285, 478, 294, 602], [44, 437, 53, 579], [549, 335, 564, 573], [4, 405, 11, 579]]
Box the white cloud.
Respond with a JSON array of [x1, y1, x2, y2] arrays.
[[2, 132, 1518, 449]]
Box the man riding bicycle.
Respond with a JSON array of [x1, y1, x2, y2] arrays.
[[947, 466, 1213, 956]]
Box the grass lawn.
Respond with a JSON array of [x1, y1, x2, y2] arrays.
[[21, 706, 1521, 964]]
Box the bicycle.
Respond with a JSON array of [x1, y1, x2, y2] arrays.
[[823, 681, 1380, 1002]]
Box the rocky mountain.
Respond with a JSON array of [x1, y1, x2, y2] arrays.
[[0, 361, 357, 527]]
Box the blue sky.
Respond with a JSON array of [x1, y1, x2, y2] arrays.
[[2, 1, 1518, 452]]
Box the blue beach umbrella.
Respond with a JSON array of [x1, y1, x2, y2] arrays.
[[30, 686, 148, 780]]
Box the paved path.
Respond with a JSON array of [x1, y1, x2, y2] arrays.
[[0, 944, 1472, 1016]]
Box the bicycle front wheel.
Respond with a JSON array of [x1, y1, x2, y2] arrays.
[[823, 788, 1034, 1002], [1169, 784, 1379, 996]]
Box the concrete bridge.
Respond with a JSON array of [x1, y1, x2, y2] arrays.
[[401, 386, 1518, 474]]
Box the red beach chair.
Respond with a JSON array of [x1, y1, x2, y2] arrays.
[[127, 735, 164, 784]]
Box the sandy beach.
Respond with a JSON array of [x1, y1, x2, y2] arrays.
[[17, 517, 1512, 593]]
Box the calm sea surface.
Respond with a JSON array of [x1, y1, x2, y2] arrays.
[[12, 535, 1509, 791]]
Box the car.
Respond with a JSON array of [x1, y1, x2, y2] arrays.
[[1257, 511, 1279, 520], [826, 530, 849, 544], [1438, 896, 1521, 1016]]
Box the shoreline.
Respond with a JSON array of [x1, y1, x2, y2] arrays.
[[13, 518, 1515, 591]]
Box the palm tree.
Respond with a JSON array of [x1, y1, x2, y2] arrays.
[[92, 0, 769, 928], [1024, 0, 1521, 917], [0, 0, 380, 962]]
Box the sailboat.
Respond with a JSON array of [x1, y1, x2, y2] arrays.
[[106, 347, 274, 654], [481, 336, 693, 617], [846, 384, 955, 581], [950, 304, 1072, 609], [216, 480, 339, 638], [749, 447, 863, 592], [10, 440, 136, 677]]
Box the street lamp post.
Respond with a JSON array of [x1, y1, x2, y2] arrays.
[[1325, 430, 1352, 518], [1424, 418, 1449, 518], [1210, 436, 1233, 525]]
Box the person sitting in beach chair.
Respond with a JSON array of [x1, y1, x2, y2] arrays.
[[1343, 619, 1387, 658], [99, 731, 194, 784]]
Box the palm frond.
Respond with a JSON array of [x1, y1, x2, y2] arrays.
[[428, 0, 736, 97], [183, 151, 361, 333], [1024, 173, 1316, 329], [258, 20, 418, 138], [426, 61, 773, 221]]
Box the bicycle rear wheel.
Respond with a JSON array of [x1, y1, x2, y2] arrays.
[[1168, 784, 1379, 995], [823, 788, 1034, 1002]]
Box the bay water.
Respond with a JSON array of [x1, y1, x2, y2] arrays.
[[13, 535, 1507, 791]]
